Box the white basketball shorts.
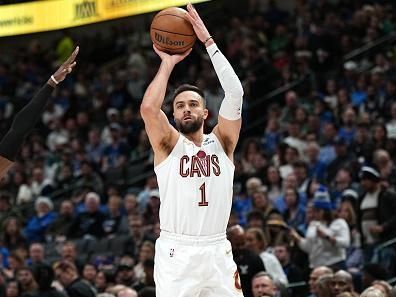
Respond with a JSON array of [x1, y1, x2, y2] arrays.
[[154, 231, 244, 297]]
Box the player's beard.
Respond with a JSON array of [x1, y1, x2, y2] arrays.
[[175, 115, 204, 134]]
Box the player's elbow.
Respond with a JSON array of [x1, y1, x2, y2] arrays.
[[235, 82, 244, 98], [140, 102, 157, 118], [229, 79, 244, 98]]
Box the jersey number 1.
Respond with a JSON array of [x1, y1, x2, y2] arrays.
[[198, 182, 208, 206]]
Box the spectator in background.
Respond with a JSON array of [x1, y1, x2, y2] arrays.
[[24, 197, 56, 243], [233, 177, 259, 226], [103, 195, 128, 236], [305, 141, 327, 183], [337, 191, 363, 272], [282, 187, 305, 230], [75, 161, 104, 197], [54, 260, 95, 297], [251, 189, 278, 221], [373, 149, 396, 189], [2, 217, 27, 252], [115, 260, 136, 288], [372, 280, 392, 297], [29, 167, 53, 199], [326, 138, 355, 184], [95, 270, 114, 294], [31, 263, 67, 297], [28, 243, 45, 266], [307, 266, 333, 297], [361, 287, 386, 297], [331, 270, 356, 296], [101, 123, 128, 173], [245, 227, 288, 285], [82, 263, 97, 293], [125, 215, 154, 258], [142, 190, 160, 227], [319, 122, 337, 165], [47, 200, 75, 240], [291, 188, 350, 270], [68, 192, 105, 239], [143, 258, 155, 288], [266, 166, 283, 204], [60, 241, 83, 273], [0, 194, 20, 233], [136, 175, 158, 212], [359, 165, 396, 272], [5, 280, 19, 297], [123, 193, 139, 217], [134, 241, 154, 284], [274, 243, 306, 297], [227, 225, 265, 297], [351, 122, 374, 164], [251, 271, 277, 297], [85, 128, 105, 167], [17, 267, 38, 296], [316, 274, 334, 297], [262, 118, 281, 156]]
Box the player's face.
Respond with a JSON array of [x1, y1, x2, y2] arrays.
[[173, 91, 208, 134]]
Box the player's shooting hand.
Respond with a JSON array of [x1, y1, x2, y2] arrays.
[[51, 46, 79, 85], [186, 3, 212, 46], [153, 45, 192, 66]]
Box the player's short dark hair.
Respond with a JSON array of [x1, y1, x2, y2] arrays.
[[172, 84, 206, 107]]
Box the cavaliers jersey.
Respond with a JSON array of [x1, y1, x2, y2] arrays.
[[154, 133, 235, 236]]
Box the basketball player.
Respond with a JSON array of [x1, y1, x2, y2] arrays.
[[0, 47, 79, 179], [140, 4, 244, 297]]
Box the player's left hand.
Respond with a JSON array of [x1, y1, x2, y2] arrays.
[[153, 44, 192, 66], [52, 46, 79, 84], [186, 3, 212, 44]]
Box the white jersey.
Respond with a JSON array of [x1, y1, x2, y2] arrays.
[[154, 132, 235, 236]]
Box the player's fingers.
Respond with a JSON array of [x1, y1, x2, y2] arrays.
[[181, 48, 192, 58], [185, 13, 196, 25], [190, 4, 201, 20], [153, 44, 163, 56], [66, 46, 80, 64]]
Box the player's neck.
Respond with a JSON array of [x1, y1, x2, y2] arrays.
[[183, 131, 204, 147]]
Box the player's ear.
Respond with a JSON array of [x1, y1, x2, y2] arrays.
[[203, 108, 209, 120]]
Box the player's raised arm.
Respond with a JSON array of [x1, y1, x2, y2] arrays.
[[0, 46, 79, 178], [140, 46, 192, 164], [186, 4, 244, 158]]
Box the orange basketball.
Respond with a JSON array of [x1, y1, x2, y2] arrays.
[[150, 7, 196, 54]]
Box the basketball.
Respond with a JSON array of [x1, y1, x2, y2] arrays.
[[150, 7, 196, 54]]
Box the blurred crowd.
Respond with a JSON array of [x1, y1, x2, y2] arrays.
[[0, 0, 396, 297]]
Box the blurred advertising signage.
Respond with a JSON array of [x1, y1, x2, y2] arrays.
[[0, 0, 210, 37]]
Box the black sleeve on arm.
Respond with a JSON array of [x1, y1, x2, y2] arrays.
[[0, 83, 54, 161]]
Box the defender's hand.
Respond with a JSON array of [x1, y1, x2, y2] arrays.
[[50, 46, 79, 86]]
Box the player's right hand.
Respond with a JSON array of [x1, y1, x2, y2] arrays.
[[186, 3, 211, 44], [153, 44, 192, 66], [52, 46, 79, 83]]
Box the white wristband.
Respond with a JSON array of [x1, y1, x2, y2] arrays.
[[50, 75, 59, 85]]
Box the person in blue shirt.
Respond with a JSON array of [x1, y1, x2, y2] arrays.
[[24, 197, 57, 243]]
